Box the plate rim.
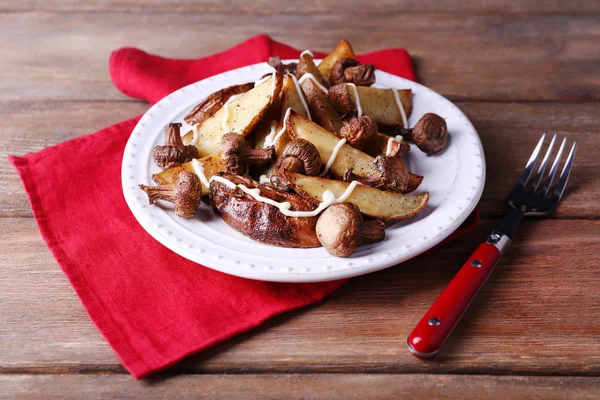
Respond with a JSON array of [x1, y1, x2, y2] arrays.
[[122, 61, 485, 282]]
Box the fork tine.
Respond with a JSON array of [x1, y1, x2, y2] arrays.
[[541, 137, 567, 196], [552, 140, 578, 200], [516, 133, 547, 189], [532, 134, 556, 192]]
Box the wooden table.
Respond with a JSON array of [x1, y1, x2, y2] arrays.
[[1, 1, 599, 398]]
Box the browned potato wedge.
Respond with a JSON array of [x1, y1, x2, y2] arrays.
[[184, 83, 254, 126], [283, 171, 429, 222], [317, 40, 355, 79], [406, 173, 424, 193], [296, 54, 342, 134], [287, 111, 377, 178], [329, 84, 413, 127], [181, 72, 283, 157], [152, 154, 225, 196]]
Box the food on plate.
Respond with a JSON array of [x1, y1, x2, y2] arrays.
[[210, 173, 321, 248], [280, 171, 429, 222], [152, 123, 199, 169], [140, 171, 201, 219], [180, 72, 283, 157], [317, 39, 356, 79], [316, 203, 385, 257], [184, 83, 254, 126], [140, 40, 446, 257]]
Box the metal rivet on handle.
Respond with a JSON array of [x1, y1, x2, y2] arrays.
[[470, 260, 482, 268], [428, 317, 441, 326]]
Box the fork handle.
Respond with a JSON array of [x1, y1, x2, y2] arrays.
[[407, 241, 503, 358]]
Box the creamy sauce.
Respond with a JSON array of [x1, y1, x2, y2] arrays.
[[191, 123, 201, 146], [347, 83, 362, 118], [288, 73, 311, 120], [192, 158, 363, 218], [321, 138, 347, 176], [300, 49, 314, 58], [264, 107, 292, 147], [385, 135, 404, 156], [298, 73, 328, 94], [190, 158, 211, 187], [221, 93, 244, 134], [391, 89, 408, 128], [259, 174, 271, 184]]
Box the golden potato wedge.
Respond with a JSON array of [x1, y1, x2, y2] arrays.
[[152, 154, 225, 197], [296, 53, 328, 88], [184, 82, 254, 126], [405, 173, 423, 193], [287, 111, 376, 178], [329, 84, 413, 127], [317, 40, 355, 79], [283, 171, 429, 222], [182, 72, 283, 157], [301, 79, 343, 134]]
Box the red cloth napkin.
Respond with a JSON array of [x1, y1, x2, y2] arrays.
[[9, 35, 478, 379]]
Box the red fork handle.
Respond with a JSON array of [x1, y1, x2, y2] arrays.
[[407, 242, 501, 358]]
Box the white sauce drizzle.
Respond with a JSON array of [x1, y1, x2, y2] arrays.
[[298, 73, 328, 94], [264, 107, 292, 147], [321, 138, 347, 176], [190, 158, 211, 188], [191, 123, 201, 146], [259, 174, 271, 184], [347, 83, 362, 118], [391, 89, 408, 128], [287, 73, 311, 120], [221, 93, 244, 134], [300, 49, 314, 58], [385, 135, 404, 156], [190, 158, 363, 218]]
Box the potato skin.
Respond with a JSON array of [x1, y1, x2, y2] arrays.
[[184, 83, 254, 126]]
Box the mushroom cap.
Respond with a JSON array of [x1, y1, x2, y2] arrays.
[[375, 156, 409, 192], [174, 171, 202, 219], [411, 113, 448, 155], [221, 132, 248, 175], [340, 115, 378, 149], [316, 203, 363, 257], [330, 58, 360, 86], [328, 83, 356, 116], [276, 138, 323, 176]]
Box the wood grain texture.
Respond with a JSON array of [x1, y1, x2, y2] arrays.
[[1, 218, 598, 375], [4, 0, 600, 14], [1, 374, 600, 400], [0, 13, 598, 102], [2, 101, 598, 218]]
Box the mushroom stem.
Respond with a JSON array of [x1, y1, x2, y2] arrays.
[[164, 123, 185, 146], [246, 147, 276, 164], [221, 133, 276, 175], [139, 171, 202, 219], [152, 123, 199, 169]]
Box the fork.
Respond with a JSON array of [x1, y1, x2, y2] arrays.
[[407, 133, 578, 358]]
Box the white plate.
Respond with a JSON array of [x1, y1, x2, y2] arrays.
[[122, 61, 485, 282]]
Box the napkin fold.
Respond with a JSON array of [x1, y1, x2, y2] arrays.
[[9, 35, 478, 379]]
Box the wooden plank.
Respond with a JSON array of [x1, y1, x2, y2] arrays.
[[1, 374, 599, 399], [0, 13, 597, 102], [1, 218, 599, 375], [4, 0, 600, 14], [2, 101, 598, 218]]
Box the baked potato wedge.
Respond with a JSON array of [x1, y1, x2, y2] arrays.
[[181, 72, 283, 157], [282, 171, 429, 222], [406, 173, 424, 193], [184, 82, 254, 126], [318, 40, 355, 79], [210, 173, 321, 248], [152, 154, 225, 196], [287, 111, 376, 178], [329, 84, 413, 127]]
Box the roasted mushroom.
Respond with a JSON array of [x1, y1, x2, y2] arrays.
[[139, 171, 202, 219], [221, 133, 276, 175], [275, 139, 322, 175], [340, 115, 378, 149], [268, 56, 297, 75], [152, 123, 199, 170], [344, 155, 409, 193], [184, 83, 254, 126], [330, 58, 376, 87], [316, 203, 385, 257], [395, 113, 448, 155]]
